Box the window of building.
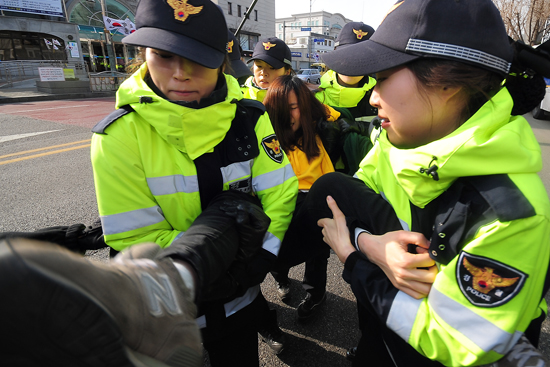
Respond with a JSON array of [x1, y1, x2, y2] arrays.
[[245, 7, 249, 19], [329, 40, 331, 47], [228, 2, 232, 15], [0, 31, 66, 61], [254, 10, 258, 21], [237, 5, 241, 17]]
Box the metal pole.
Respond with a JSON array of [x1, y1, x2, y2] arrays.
[[62, 0, 69, 22], [283, 21, 285, 42], [99, 0, 117, 74], [234, 0, 259, 36], [309, 0, 312, 68]]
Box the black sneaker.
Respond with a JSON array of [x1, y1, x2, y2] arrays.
[[296, 292, 326, 322], [259, 325, 286, 354], [276, 280, 291, 302]]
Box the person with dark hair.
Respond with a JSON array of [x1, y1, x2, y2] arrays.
[[263, 75, 335, 322], [0, 1, 299, 367], [298, 0, 550, 366], [242, 37, 294, 102]]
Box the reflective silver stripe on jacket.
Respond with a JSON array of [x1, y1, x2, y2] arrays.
[[221, 160, 253, 184], [101, 206, 165, 235], [263, 231, 282, 256], [387, 287, 523, 354], [386, 291, 422, 342], [146, 175, 199, 196], [428, 287, 522, 354], [252, 163, 296, 192]]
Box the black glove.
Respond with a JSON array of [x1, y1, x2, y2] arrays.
[[201, 259, 248, 302], [337, 118, 370, 136], [218, 193, 271, 264], [201, 192, 271, 302], [158, 191, 270, 302], [0, 219, 106, 254]]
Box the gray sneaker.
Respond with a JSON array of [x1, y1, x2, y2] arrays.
[[0, 238, 202, 367], [481, 335, 548, 367]]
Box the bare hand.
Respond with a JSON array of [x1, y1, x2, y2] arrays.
[[359, 231, 437, 299], [317, 196, 356, 263]]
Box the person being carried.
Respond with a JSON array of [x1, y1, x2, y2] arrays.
[[262, 75, 335, 323]]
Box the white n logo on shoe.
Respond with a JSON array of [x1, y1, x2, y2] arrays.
[[140, 271, 183, 317]]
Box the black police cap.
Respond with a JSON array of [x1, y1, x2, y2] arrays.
[[248, 37, 292, 70], [122, 0, 228, 69], [322, 0, 513, 77], [227, 30, 252, 79], [334, 22, 375, 50]]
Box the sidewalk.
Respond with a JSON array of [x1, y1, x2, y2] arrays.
[[0, 78, 115, 104]]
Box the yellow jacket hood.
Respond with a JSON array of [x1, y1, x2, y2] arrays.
[[115, 63, 244, 160], [357, 87, 542, 209]]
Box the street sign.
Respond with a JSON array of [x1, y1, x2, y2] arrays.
[[291, 52, 302, 57], [301, 27, 311, 31], [313, 38, 325, 42]]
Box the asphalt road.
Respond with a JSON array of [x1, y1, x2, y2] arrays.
[[1, 97, 550, 366]]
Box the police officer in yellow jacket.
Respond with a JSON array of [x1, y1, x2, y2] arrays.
[[315, 22, 377, 121], [307, 0, 550, 366], [90, 0, 297, 366], [241, 37, 293, 102], [0, 1, 297, 366]]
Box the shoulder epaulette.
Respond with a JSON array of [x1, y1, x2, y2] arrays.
[[92, 105, 135, 134], [466, 174, 536, 222], [234, 98, 266, 113]]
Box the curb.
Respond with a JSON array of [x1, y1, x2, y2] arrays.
[[0, 91, 116, 104]]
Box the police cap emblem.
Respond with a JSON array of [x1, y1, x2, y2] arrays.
[[167, 0, 203, 22]]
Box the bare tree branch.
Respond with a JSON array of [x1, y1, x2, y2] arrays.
[[493, 0, 550, 44]]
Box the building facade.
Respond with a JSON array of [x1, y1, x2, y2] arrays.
[[1, 0, 274, 76], [275, 11, 351, 70]]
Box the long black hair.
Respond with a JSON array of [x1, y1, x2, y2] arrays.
[[264, 75, 328, 161]]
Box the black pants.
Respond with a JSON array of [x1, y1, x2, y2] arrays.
[[301, 172, 444, 367], [271, 192, 330, 298], [201, 291, 270, 367]]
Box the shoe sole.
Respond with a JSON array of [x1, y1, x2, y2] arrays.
[[0, 239, 173, 367], [260, 335, 285, 355]]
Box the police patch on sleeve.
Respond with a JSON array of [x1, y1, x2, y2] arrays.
[[261, 134, 284, 164], [457, 252, 527, 308]]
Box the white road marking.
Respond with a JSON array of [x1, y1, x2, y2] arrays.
[[0, 130, 60, 143], [4, 105, 92, 113]]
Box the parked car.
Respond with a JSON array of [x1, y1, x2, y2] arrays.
[[532, 77, 550, 120], [296, 68, 322, 84]]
